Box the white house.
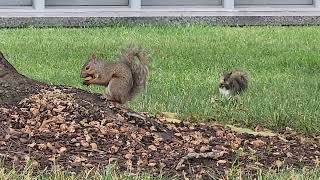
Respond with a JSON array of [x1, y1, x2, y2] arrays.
[[0, 0, 318, 10]]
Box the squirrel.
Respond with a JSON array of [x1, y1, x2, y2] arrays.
[[80, 46, 149, 104], [218, 70, 248, 96]]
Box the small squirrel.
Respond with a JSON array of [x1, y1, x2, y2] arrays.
[[218, 70, 248, 96], [80, 46, 149, 104]]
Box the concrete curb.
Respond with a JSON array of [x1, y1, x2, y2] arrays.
[[1, 16, 320, 27]]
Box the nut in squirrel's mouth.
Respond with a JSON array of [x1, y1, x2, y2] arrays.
[[82, 74, 95, 81]]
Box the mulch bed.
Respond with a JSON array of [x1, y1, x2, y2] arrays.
[[0, 52, 319, 179]]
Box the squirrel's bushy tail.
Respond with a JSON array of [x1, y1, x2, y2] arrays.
[[120, 45, 149, 99], [231, 70, 248, 92]]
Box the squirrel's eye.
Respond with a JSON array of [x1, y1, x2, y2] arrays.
[[85, 66, 89, 70]]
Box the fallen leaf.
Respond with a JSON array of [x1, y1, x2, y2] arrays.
[[251, 139, 267, 148], [218, 151, 228, 157], [74, 156, 87, 163], [216, 130, 224, 137], [148, 145, 157, 151], [80, 140, 89, 147], [48, 157, 56, 162], [37, 144, 47, 150], [125, 153, 133, 159], [286, 152, 293, 158], [32, 160, 39, 167], [275, 160, 283, 168], [84, 134, 91, 142], [148, 162, 157, 167], [53, 105, 65, 113], [200, 146, 210, 152], [30, 108, 39, 117], [217, 160, 227, 165], [27, 142, 36, 148], [111, 145, 119, 153], [59, 147, 67, 153]]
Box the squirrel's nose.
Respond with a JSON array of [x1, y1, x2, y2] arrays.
[[80, 72, 86, 78]]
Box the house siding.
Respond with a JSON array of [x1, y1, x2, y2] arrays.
[[0, 0, 317, 9], [0, 0, 32, 6], [235, 0, 313, 5], [141, 0, 222, 6], [45, 0, 129, 6]]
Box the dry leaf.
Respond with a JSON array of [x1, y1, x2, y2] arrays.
[[48, 157, 56, 162], [251, 139, 267, 148], [275, 160, 283, 168], [84, 134, 91, 142], [217, 160, 227, 165], [216, 130, 224, 137], [218, 151, 228, 157], [37, 143, 47, 150], [125, 153, 133, 159], [74, 156, 87, 163], [80, 140, 90, 147], [90, 143, 98, 150], [0, 141, 6, 145], [30, 108, 39, 116], [148, 145, 157, 151], [32, 160, 39, 167], [111, 145, 119, 153], [148, 162, 157, 167], [200, 146, 210, 152], [53, 105, 65, 113], [27, 142, 36, 148], [59, 147, 67, 153], [286, 152, 293, 158]]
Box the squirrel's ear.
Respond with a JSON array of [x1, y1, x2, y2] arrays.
[[219, 72, 224, 77], [91, 54, 97, 63]]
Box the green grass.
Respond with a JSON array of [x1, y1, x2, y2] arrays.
[[1, 164, 320, 180], [0, 164, 157, 180], [0, 26, 320, 134]]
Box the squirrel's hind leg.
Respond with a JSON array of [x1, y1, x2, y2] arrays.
[[100, 87, 116, 102], [108, 79, 130, 104]]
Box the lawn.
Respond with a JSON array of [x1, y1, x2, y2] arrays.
[[1, 165, 320, 180], [0, 25, 319, 135]]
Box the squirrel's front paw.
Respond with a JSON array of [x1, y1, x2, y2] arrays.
[[100, 95, 115, 102], [83, 81, 90, 86], [100, 95, 107, 100]]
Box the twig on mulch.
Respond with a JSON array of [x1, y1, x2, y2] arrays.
[[176, 151, 220, 170], [126, 112, 146, 120]]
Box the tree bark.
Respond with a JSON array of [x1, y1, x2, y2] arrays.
[[0, 52, 45, 105], [0, 51, 107, 106]]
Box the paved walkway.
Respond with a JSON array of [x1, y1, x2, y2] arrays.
[[1, 7, 320, 26]]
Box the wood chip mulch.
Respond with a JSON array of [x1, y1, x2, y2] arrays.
[[0, 88, 319, 179]]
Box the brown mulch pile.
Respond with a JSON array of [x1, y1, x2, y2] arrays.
[[0, 88, 319, 179], [0, 52, 319, 179]]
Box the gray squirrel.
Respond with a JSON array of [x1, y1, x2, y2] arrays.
[[218, 70, 248, 96], [80, 46, 148, 104]]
